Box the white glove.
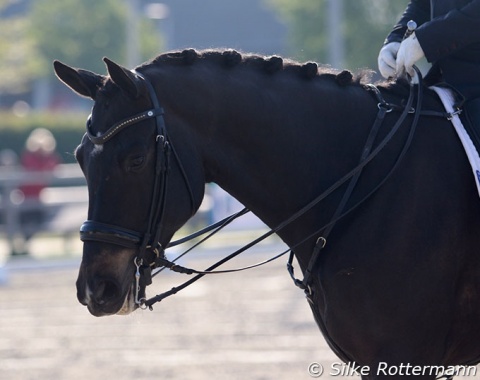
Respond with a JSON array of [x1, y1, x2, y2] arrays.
[[378, 42, 400, 79], [396, 33, 425, 77]]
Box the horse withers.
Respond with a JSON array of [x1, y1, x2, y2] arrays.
[[54, 49, 480, 379]]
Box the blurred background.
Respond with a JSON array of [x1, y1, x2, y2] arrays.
[[0, 0, 407, 258], [0, 0, 406, 116], [3, 2, 462, 380]]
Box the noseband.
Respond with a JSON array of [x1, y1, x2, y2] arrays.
[[79, 70, 196, 305]]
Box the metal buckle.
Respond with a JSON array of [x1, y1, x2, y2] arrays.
[[316, 236, 327, 248], [377, 102, 393, 113], [447, 108, 462, 120]]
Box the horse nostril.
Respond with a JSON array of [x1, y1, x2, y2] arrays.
[[77, 292, 88, 306], [93, 278, 120, 305]]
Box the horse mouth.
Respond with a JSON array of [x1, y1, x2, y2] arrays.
[[116, 283, 137, 315]]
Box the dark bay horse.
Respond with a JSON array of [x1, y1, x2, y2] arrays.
[[54, 49, 480, 379]]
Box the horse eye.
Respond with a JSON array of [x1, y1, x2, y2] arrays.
[[127, 155, 146, 171]]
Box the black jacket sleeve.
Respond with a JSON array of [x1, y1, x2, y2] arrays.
[[386, 0, 480, 63], [385, 0, 431, 44], [415, 1, 480, 62]]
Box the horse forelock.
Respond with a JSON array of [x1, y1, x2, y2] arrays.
[[97, 78, 120, 99], [145, 48, 370, 87]]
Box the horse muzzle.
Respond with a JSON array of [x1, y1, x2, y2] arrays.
[[75, 242, 141, 317], [77, 276, 138, 317]]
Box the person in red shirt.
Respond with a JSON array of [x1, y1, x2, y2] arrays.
[[20, 128, 61, 199], [17, 128, 61, 241]]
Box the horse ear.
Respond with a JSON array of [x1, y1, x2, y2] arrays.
[[53, 60, 104, 100], [103, 57, 143, 99]]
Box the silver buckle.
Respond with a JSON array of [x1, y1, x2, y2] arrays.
[[447, 108, 462, 120]]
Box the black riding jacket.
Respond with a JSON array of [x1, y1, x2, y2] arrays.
[[386, 0, 480, 92]]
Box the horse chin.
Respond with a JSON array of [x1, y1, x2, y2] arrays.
[[116, 283, 138, 315]]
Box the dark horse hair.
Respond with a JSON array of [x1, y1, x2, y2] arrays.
[[54, 46, 480, 379], [152, 48, 366, 84], [97, 48, 411, 105], [146, 48, 412, 102]]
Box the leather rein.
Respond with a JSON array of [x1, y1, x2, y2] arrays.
[[78, 67, 437, 311]]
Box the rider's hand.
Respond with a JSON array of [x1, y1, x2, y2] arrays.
[[378, 42, 400, 79], [396, 33, 425, 78]]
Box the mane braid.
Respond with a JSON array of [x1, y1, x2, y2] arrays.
[[222, 50, 242, 68], [148, 48, 370, 86]]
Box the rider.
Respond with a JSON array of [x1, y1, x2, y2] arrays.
[[377, 0, 480, 137]]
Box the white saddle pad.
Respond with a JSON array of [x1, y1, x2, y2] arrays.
[[431, 86, 480, 197]]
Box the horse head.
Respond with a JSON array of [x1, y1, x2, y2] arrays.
[[54, 58, 204, 316]]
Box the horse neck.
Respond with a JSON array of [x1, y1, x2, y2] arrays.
[[150, 62, 376, 258]]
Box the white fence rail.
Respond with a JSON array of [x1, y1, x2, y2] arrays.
[[0, 164, 266, 256], [0, 164, 87, 255]]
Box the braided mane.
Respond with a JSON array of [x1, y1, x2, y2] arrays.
[[146, 48, 371, 87]]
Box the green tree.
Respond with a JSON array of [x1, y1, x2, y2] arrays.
[[0, 0, 162, 99], [28, 0, 161, 75], [0, 1, 43, 94], [265, 0, 406, 72]]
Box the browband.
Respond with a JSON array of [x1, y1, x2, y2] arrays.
[[86, 108, 164, 145]]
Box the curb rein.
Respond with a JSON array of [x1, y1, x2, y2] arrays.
[[79, 66, 445, 311]]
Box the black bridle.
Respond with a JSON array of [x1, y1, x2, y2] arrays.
[[79, 69, 196, 305], [78, 66, 438, 313]]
